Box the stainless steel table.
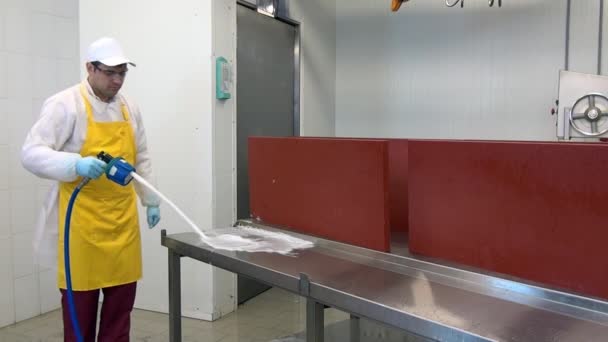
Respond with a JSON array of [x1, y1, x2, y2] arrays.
[[161, 222, 608, 342]]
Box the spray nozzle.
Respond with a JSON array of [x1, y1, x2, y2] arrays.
[[97, 151, 114, 163], [97, 151, 136, 186]]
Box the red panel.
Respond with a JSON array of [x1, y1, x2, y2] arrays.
[[387, 139, 409, 233], [249, 137, 391, 252], [408, 140, 608, 299], [296, 137, 409, 233]]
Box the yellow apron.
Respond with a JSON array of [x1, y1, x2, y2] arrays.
[[57, 85, 142, 290]]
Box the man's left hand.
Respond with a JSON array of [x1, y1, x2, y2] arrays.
[[147, 206, 160, 229]]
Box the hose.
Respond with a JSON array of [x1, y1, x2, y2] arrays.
[[64, 177, 89, 342]]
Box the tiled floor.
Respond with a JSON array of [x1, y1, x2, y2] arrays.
[[0, 287, 348, 342]]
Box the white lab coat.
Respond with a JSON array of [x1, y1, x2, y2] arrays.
[[21, 80, 160, 269]]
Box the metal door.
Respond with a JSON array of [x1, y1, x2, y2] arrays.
[[237, 3, 298, 304]]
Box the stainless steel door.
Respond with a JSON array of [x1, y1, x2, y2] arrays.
[[237, 4, 297, 304]]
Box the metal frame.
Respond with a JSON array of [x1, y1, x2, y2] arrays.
[[166, 230, 182, 342], [161, 223, 608, 342], [565, 0, 571, 70], [599, 0, 604, 75], [162, 229, 330, 342], [562, 0, 603, 74], [236, 0, 301, 136]]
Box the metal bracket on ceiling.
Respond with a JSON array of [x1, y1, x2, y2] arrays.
[[257, 0, 279, 17]]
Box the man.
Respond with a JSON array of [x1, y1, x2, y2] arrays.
[[21, 37, 160, 342]]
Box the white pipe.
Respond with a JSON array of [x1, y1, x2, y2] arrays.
[[131, 172, 313, 254], [130, 172, 209, 239]]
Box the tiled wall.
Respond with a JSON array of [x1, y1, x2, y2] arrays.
[[0, 0, 79, 327]]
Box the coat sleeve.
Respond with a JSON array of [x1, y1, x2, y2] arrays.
[[129, 101, 161, 207], [21, 95, 82, 182]]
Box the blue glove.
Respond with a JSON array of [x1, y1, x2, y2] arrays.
[[76, 157, 107, 179], [147, 206, 160, 229]]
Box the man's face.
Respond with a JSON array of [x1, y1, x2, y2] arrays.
[[86, 62, 128, 100]]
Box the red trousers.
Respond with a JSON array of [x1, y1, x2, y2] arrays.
[[60, 282, 137, 342]]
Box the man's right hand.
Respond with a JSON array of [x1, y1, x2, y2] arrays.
[[76, 157, 107, 179]]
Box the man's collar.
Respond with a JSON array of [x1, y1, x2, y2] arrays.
[[83, 79, 117, 104]]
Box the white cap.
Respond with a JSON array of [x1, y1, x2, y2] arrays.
[[86, 37, 136, 67]]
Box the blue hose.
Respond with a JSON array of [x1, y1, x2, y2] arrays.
[[64, 178, 89, 342]]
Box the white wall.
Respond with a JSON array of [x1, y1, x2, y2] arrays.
[[0, 0, 80, 327], [209, 0, 338, 315], [80, 0, 236, 320], [335, 0, 606, 141], [0, 0, 337, 326]]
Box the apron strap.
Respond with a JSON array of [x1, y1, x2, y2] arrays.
[[120, 101, 130, 122]]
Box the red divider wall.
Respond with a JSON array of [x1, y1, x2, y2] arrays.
[[408, 140, 608, 299], [249, 137, 391, 252], [387, 139, 409, 233], [296, 137, 410, 233]]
